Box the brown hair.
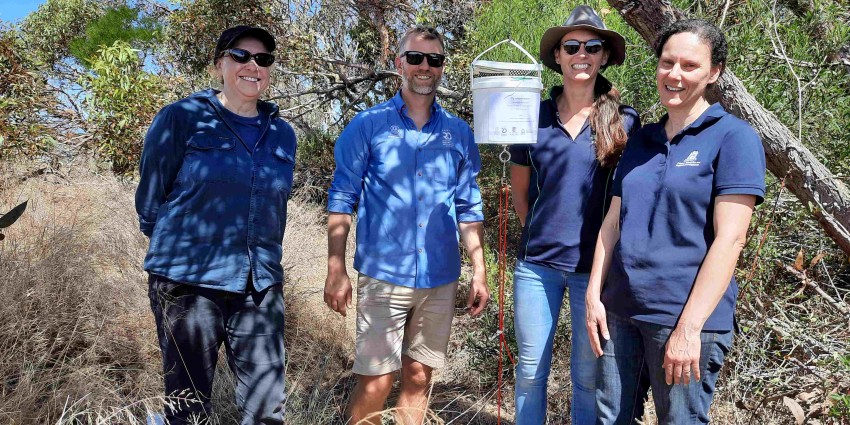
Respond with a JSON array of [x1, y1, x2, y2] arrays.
[[588, 77, 627, 168], [397, 26, 445, 56]]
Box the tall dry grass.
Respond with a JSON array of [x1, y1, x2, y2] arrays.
[[0, 160, 508, 424], [2, 160, 845, 424], [0, 166, 161, 423]]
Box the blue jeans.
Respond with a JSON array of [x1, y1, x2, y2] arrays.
[[148, 274, 286, 425], [513, 260, 596, 425], [596, 312, 733, 424]]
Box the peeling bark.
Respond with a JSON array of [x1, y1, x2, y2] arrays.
[[607, 0, 850, 255], [355, 0, 394, 66]]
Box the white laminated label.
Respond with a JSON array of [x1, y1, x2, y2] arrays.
[[484, 92, 538, 143]]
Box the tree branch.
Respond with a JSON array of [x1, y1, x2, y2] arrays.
[[606, 0, 850, 255]]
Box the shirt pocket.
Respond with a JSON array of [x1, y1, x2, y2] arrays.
[[421, 146, 461, 191], [182, 133, 237, 182], [268, 145, 295, 192]]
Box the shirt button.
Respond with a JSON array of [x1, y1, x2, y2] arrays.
[[417, 172, 422, 176], [418, 248, 423, 253], [419, 223, 424, 228]]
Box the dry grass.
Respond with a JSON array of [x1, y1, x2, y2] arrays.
[[1, 161, 847, 425], [0, 165, 161, 423]]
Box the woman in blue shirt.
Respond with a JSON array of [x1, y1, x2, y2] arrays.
[[510, 6, 640, 424], [135, 26, 295, 424], [585, 20, 766, 424]]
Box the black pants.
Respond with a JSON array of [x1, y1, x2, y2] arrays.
[[148, 274, 286, 424]]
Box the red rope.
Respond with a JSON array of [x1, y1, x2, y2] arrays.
[[497, 183, 516, 424]]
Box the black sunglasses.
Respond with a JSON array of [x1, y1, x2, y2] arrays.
[[561, 39, 605, 55], [402, 50, 446, 67], [220, 48, 275, 67]]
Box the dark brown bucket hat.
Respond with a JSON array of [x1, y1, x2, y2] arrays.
[[539, 5, 626, 74]]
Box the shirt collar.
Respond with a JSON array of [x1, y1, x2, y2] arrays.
[[548, 85, 565, 101], [654, 102, 728, 143], [197, 89, 280, 118], [391, 91, 441, 119], [546, 85, 591, 137]]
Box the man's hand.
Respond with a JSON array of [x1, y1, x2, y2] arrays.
[[324, 269, 352, 316], [465, 272, 489, 316], [663, 326, 702, 385], [325, 213, 353, 316], [457, 221, 487, 316]]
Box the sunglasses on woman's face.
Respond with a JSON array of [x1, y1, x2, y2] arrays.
[[402, 51, 446, 68], [221, 48, 275, 67], [561, 39, 605, 55]]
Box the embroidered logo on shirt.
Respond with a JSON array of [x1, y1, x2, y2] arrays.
[[676, 150, 701, 167], [442, 129, 453, 147], [389, 125, 401, 137]]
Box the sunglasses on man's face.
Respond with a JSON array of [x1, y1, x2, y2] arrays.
[[220, 48, 275, 67], [561, 39, 605, 55], [402, 51, 446, 68]]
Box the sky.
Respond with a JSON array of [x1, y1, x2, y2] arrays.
[[0, 0, 45, 23]]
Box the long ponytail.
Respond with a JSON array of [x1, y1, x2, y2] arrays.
[[589, 77, 628, 168]]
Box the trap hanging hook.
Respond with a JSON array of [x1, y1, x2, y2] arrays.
[[499, 145, 511, 185]]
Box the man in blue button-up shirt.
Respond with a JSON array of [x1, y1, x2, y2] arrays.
[[324, 26, 489, 425]]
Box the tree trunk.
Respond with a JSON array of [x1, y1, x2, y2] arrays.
[[607, 0, 850, 255]]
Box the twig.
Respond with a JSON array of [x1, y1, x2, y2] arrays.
[[719, 0, 732, 28], [779, 263, 850, 315], [743, 172, 789, 284]]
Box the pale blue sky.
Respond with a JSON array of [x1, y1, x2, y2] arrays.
[[0, 0, 45, 23]]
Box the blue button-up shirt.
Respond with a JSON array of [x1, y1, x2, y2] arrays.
[[135, 90, 297, 293], [328, 93, 484, 288]]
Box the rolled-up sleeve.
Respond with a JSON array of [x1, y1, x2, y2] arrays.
[[135, 106, 184, 237], [328, 115, 370, 214], [455, 125, 484, 223]]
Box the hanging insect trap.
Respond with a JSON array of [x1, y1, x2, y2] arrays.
[[471, 39, 543, 145]]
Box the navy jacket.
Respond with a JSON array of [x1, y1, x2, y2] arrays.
[[135, 89, 297, 292]]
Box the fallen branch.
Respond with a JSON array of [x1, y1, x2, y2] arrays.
[[607, 0, 850, 256]]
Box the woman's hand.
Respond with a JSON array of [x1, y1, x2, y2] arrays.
[[664, 195, 756, 385], [585, 293, 609, 358], [663, 326, 701, 385], [585, 197, 621, 358]]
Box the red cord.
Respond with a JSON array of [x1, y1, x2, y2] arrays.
[[497, 184, 516, 424]]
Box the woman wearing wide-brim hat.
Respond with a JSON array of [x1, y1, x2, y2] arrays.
[[509, 5, 641, 424]]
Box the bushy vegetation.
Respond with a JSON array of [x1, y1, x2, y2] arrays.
[[79, 41, 167, 175], [0, 26, 61, 159], [0, 0, 848, 423]]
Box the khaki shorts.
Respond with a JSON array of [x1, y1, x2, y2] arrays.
[[353, 274, 459, 376]]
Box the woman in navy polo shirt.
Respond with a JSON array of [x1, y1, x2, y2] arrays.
[[585, 20, 766, 423], [509, 6, 641, 424]]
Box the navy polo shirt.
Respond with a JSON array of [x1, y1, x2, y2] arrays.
[[602, 103, 766, 331], [510, 86, 641, 273]]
